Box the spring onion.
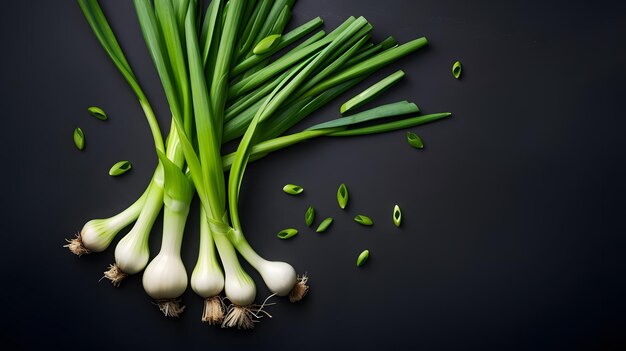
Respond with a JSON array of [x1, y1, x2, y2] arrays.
[[108, 160, 132, 176], [277, 228, 299, 240], [87, 106, 107, 120], [142, 153, 193, 317], [316, 217, 333, 233], [70, 0, 452, 329], [73, 128, 85, 150], [337, 183, 349, 209], [283, 184, 304, 195], [340, 70, 405, 114], [191, 205, 226, 324], [407, 132, 424, 149], [356, 250, 369, 267], [452, 60, 462, 79], [354, 215, 374, 226], [305, 206, 315, 227], [393, 205, 402, 227]]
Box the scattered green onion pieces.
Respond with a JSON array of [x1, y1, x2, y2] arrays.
[[109, 160, 132, 176], [276, 228, 299, 240], [316, 217, 333, 233], [407, 132, 424, 149], [305, 206, 315, 227], [393, 205, 402, 227], [340, 70, 405, 114], [87, 106, 108, 121], [357, 250, 369, 267], [283, 184, 304, 195], [354, 215, 373, 226], [253, 34, 282, 55], [452, 60, 462, 79], [337, 183, 349, 209], [73, 127, 85, 151]]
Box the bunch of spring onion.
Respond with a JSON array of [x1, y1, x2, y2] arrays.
[[66, 0, 450, 329]]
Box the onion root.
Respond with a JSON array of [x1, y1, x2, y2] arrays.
[[64, 233, 90, 256], [103, 263, 127, 286], [288, 274, 309, 303]]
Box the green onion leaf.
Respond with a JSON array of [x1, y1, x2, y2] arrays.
[[307, 101, 418, 131], [277, 228, 298, 240], [73, 128, 85, 151], [452, 60, 462, 79], [109, 160, 132, 176], [340, 70, 405, 114], [354, 215, 373, 226], [393, 205, 402, 227], [305, 206, 315, 227], [407, 132, 424, 149], [87, 106, 107, 120], [328, 112, 451, 137], [316, 217, 333, 233], [283, 184, 304, 195], [356, 250, 370, 267], [337, 183, 349, 209], [253, 34, 281, 54], [156, 151, 194, 206]]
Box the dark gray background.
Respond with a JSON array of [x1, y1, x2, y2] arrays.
[[1, 0, 625, 349]]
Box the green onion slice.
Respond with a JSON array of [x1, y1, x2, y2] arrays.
[[452, 60, 462, 79], [407, 132, 424, 149], [337, 183, 349, 209], [305, 206, 315, 227], [357, 250, 369, 267], [87, 106, 108, 121], [283, 184, 304, 195], [354, 215, 373, 226], [316, 217, 333, 233], [277, 228, 299, 240], [393, 205, 402, 227], [340, 70, 405, 114], [109, 160, 132, 176], [73, 128, 85, 151]]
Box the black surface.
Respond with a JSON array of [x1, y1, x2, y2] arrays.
[[2, 0, 626, 349]]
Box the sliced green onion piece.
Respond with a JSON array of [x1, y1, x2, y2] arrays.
[[393, 205, 402, 227], [354, 215, 373, 226], [109, 160, 132, 176], [452, 60, 462, 79], [316, 217, 333, 233], [277, 228, 298, 240], [73, 127, 85, 151], [340, 70, 405, 114], [307, 101, 419, 131], [283, 184, 304, 195], [337, 183, 349, 209], [357, 250, 369, 267], [87, 106, 108, 121], [253, 34, 281, 55], [407, 132, 424, 149], [305, 206, 315, 227]]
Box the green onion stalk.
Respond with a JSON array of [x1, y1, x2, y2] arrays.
[[67, 0, 445, 326]]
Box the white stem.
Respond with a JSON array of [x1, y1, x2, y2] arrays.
[[213, 233, 256, 306], [114, 180, 164, 275], [235, 236, 297, 297], [191, 206, 225, 298], [80, 182, 150, 252], [142, 203, 189, 300]]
